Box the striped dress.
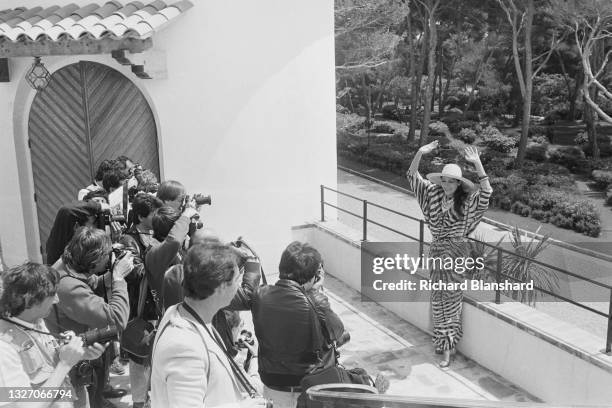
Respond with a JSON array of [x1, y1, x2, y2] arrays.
[[409, 171, 492, 351]]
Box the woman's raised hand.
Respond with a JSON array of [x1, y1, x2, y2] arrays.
[[463, 146, 481, 164], [418, 140, 439, 154]]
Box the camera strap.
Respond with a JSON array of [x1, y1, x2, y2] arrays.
[[181, 302, 259, 398], [0, 316, 63, 340]]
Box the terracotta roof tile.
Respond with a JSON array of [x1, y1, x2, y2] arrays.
[[0, 0, 191, 42]]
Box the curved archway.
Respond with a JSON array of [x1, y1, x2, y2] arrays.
[[28, 61, 159, 260]]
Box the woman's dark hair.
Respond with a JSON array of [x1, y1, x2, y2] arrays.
[[182, 244, 238, 300], [132, 193, 163, 223], [278, 241, 322, 285], [0, 262, 59, 317], [102, 168, 127, 192], [453, 184, 469, 217], [61, 226, 111, 274], [157, 180, 186, 203], [152, 206, 181, 241], [95, 159, 121, 182]]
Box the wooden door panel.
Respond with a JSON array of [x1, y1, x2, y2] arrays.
[[85, 62, 160, 178], [28, 63, 90, 257]]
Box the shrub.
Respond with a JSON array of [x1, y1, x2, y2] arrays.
[[526, 186, 601, 236], [591, 170, 612, 190], [574, 131, 588, 145], [581, 134, 612, 158], [511, 201, 532, 217], [457, 128, 477, 144], [381, 105, 400, 121], [531, 209, 550, 222], [525, 143, 548, 162], [480, 126, 516, 152], [528, 124, 550, 138], [548, 146, 587, 172], [529, 134, 549, 144], [371, 122, 395, 134], [428, 121, 449, 136], [337, 113, 365, 134], [606, 190, 612, 206]]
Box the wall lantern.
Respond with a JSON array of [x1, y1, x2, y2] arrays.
[[25, 57, 51, 91]]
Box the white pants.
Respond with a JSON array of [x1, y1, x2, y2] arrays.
[[129, 360, 151, 403], [263, 385, 300, 408]]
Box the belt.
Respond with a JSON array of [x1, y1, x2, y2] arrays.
[[266, 384, 303, 393]]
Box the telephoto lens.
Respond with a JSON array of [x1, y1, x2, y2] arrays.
[[80, 326, 119, 347], [193, 193, 212, 206]]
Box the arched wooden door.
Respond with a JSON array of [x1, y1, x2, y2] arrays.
[[28, 61, 159, 260]]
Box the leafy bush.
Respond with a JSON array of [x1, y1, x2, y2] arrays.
[[381, 105, 400, 121], [528, 124, 550, 138], [457, 128, 477, 144], [529, 134, 549, 144], [548, 146, 588, 172], [511, 201, 532, 217], [337, 113, 365, 134], [526, 186, 601, 236], [371, 122, 396, 134], [591, 170, 612, 190], [531, 209, 550, 222], [480, 126, 517, 152], [574, 131, 588, 145], [525, 143, 548, 162], [581, 134, 612, 158], [428, 121, 449, 136]]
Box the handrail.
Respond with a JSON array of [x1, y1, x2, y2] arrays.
[[305, 384, 604, 407], [320, 184, 612, 354]]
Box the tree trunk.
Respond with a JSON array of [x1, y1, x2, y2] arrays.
[[442, 56, 456, 111], [584, 88, 599, 160], [345, 80, 355, 113], [438, 53, 443, 114], [515, 0, 534, 168], [420, 5, 437, 146], [407, 12, 419, 142]]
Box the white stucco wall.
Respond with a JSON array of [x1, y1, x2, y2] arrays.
[[0, 0, 336, 272]]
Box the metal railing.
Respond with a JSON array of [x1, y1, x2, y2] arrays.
[[320, 184, 612, 354], [305, 384, 598, 408]]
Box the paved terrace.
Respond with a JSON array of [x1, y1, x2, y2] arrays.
[[108, 273, 537, 406]]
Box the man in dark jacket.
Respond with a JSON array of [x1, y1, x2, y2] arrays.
[[250, 241, 346, 407]]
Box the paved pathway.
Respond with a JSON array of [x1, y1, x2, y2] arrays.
[[107, 273, 537, 406]]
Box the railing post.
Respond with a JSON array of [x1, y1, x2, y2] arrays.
[[320, 185, 325, 222], [419, 220, 424, 257], [495, 248, 503, 304], [362, 200, 368, 241], [606, 289, 612, 354]]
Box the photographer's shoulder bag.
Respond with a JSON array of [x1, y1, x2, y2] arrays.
[[121, 245, 162, 364], [297, 290, 374, 408]]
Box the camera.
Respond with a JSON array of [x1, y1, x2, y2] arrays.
[[236, 330, 255, 348], [191, 193, 212, 206], [105, 245, 128, 274], [61, 325, 119, 347]]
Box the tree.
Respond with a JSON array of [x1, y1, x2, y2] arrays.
[[496, 0, 560, 168], [554, 0, 612, 123], [417, 0, 441, 146]]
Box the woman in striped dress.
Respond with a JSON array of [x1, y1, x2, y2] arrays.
[[406, 140, 492, 368]]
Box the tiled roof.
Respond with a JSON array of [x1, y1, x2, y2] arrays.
[[0, 1, 193, 42]]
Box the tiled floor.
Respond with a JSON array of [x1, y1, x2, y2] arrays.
[[107, 274, 538, 407]]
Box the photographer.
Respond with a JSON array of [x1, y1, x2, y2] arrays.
[[150, 244, 267, 408], [145, 204, 198, 298], [46, 227, 133, 408], [117, 193, 162, 408], [251, 241, 347, 408], [156, 180, 186, 211], [78, 160, 120, 201], [46, 201, 110, 266], [0, 262, 106, 408]]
